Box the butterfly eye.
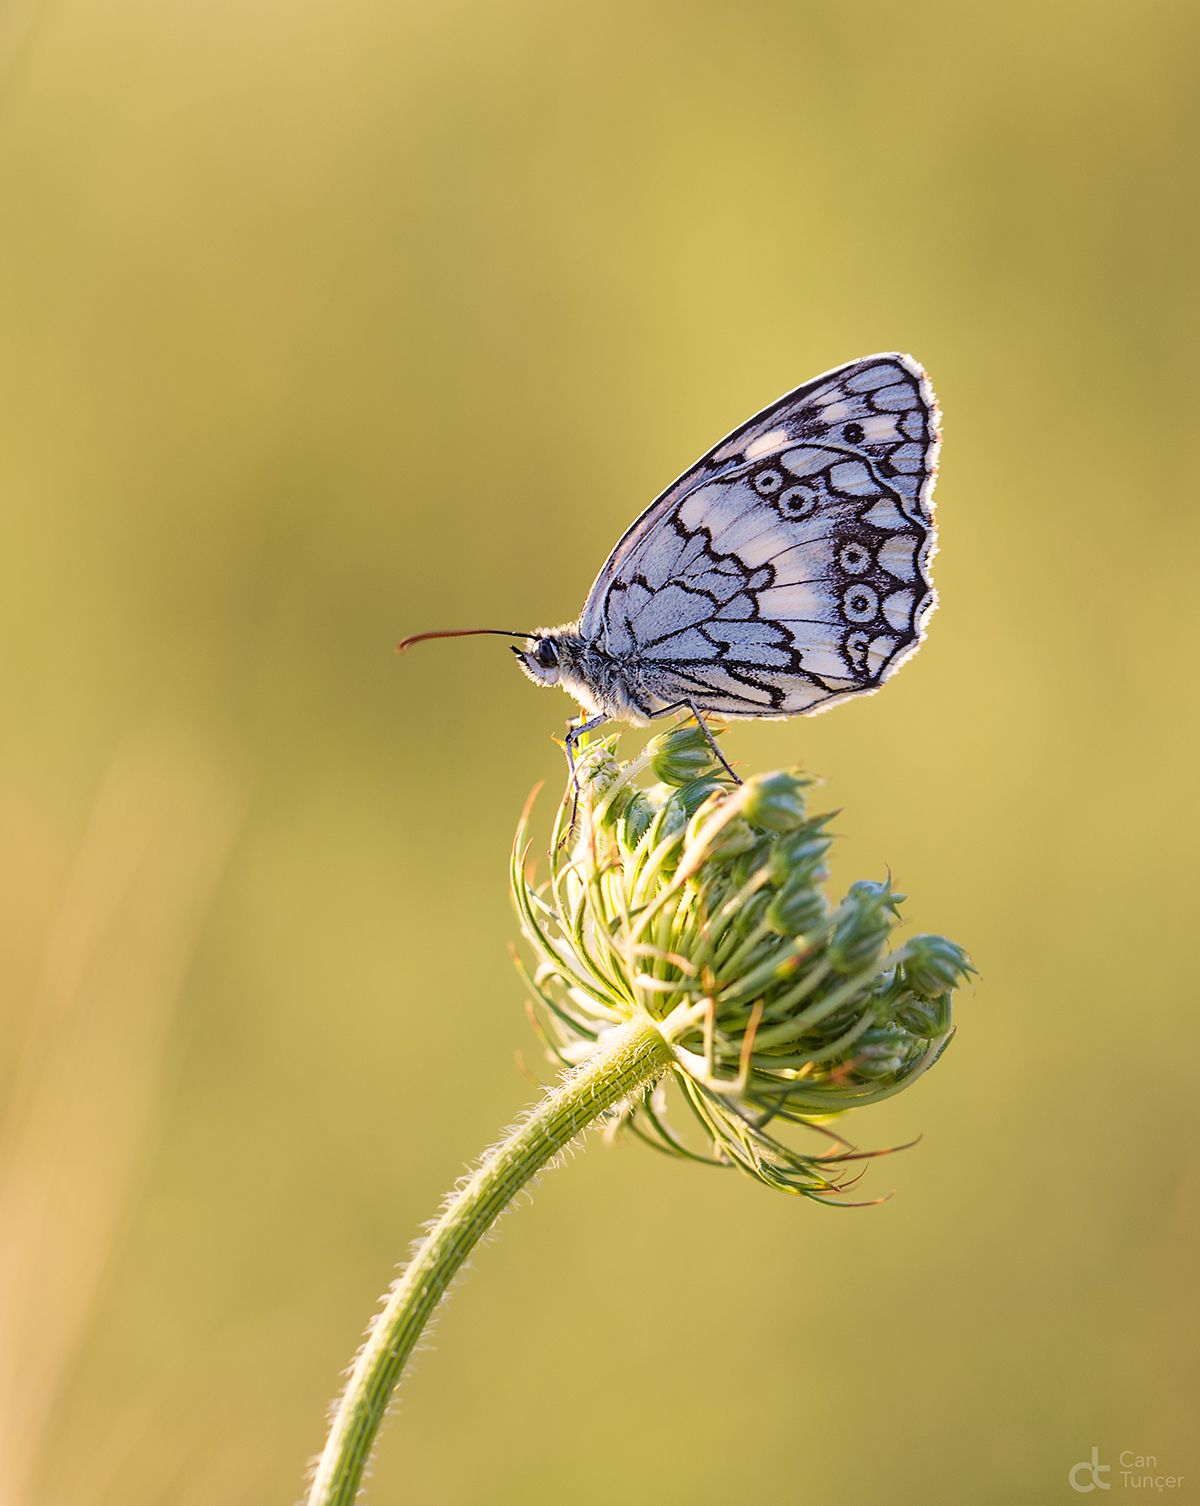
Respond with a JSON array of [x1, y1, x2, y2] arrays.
[[838, 541, 873, 575], [842, 422, 865, 444], [778, 484, 820, 519], [534, 638, 559, 669], [753, 469, 783, 496], [842, 585, 879, 624]]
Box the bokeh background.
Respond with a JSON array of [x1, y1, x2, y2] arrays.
[[1, 1, 1197, 1502]]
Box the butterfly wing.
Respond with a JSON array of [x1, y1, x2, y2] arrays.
[[578, 353, 940, 719]]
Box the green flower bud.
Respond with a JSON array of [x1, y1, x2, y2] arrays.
[[740, 770, 812, 832], [512, 726, 973, 1202], [766, 818, 835, 888], [620, 791, 655, 850], [647, 723, 721, 786], [843, 1027, 915, 1081], [701, 816, 760, 861], [765, 880, 828, 937], [726, 834, 775, 892], [671, 776, 730, 820], [891, 992, 954, 1039], [641, 794, 688, 861], [827, 879, 904, 975], [633, 778, 726, 873], [900, 935, 977, 999], [595, 781, 635, 830]]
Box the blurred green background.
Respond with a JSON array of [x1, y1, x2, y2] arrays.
[[0, 0, 1197, 1502]]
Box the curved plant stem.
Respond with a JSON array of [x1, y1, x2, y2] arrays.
[[304, 1015, 675, 1506]]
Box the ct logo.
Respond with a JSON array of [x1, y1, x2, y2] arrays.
[[1069, 1447, 1111, 1492]]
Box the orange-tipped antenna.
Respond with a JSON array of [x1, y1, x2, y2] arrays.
[[396, 628, 536, 654]]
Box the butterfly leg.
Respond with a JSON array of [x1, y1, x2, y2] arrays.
[[563, 712, 610, 774], [562, 712, 611, 837], [652, 700, 742, 785]]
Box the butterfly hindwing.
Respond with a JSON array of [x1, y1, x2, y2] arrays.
[[578, 353, 939, 719]]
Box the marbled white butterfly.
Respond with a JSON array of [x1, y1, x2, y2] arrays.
[[400, 353, 939, 775]]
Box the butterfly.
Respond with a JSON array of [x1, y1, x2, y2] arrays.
[[399, 353, 939, 778]]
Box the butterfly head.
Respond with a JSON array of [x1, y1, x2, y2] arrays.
[[512, 631, 566, 688], [511, 624, 600, 702]]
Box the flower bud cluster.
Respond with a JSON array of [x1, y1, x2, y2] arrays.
[[512, 724, 975, 1200]]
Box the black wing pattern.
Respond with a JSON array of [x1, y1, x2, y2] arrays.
[[578, 353, 940, 718]]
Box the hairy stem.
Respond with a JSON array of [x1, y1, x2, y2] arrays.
[[304, 1015, 675, 1506]]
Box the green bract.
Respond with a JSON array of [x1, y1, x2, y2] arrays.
[[512, 724, 976, 1202]]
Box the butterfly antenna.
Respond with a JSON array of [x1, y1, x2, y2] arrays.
[[396, 628, 536, 654]]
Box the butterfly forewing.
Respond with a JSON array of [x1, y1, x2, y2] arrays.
[[578, 353, 939, 719]]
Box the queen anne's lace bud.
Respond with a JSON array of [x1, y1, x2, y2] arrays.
[[740, 770, 813, 832], [765, 879, 828, 938], [900, 934, 976, 998], [512, 727, 976, 1202], [827, 879, 903, 974], [647, 723, 722, 786]]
